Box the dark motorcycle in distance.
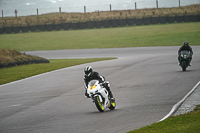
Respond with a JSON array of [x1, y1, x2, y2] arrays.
[[179, 51, 191, 71]]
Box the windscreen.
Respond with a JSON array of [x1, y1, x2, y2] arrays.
[[88, 80, 98, 86]]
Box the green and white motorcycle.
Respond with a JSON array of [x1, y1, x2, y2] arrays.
[[179, 51, 191, 71]]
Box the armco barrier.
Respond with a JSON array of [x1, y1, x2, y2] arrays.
[[0, 15, 199, 34]]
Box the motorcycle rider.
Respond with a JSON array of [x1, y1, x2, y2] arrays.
[[83, 66, 114, 100], [178, 41, 193, 66]]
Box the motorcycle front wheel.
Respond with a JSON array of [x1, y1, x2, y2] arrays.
[[109, 99, 116, 110], [181, 61, 187, 71], [94, 96, 104, 112]]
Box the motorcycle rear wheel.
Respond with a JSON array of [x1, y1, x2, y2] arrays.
[[94, 96, 104, 112]]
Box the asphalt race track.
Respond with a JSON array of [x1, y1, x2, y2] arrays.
[[1, 46, 200, 133]]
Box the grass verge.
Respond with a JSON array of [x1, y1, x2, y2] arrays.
[[127, 105, 200, 133], [0, 48, 48, 65], [0, 22, 200, 51], [0, 58, 115, 85]]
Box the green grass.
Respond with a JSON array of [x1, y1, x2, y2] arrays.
[[0, 58, 115, 85], [127, 105, 200, 133], [0, 22, 200, 51]]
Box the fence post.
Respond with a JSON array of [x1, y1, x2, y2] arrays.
[[59, 7, 61, 16], [179, 0, 180, 7], [14, 9, 18, 18], [84, 6, 86, 13], [135, 2, 137, 10], [37, 8, 39, 17], [1, 10, 3, 18], [110, 4, 112, 11], [156, 0, 158, 8]]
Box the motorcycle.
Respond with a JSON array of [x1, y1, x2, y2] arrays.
[[86, 80, 116, 112], [179, 51, 191, 71]]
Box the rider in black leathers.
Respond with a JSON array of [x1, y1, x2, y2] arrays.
[[178, 41, 193, 66], [83, 66, 114, 100]]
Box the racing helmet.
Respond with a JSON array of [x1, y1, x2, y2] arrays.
[[84, 66, 93, 77], [183, 41, 189, 46]]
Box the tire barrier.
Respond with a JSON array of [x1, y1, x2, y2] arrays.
[[29, 25, 37, 32], [102, 20, 111, 28], [160, 17, 168, 24], [183, 15, 191, 22], [152, 17, 160, 24], [45, 24, 54, 31], [0, 27, 4, 34], [0, 15, 199, 34], [95, 21, 102, 28], [38, 25, 45, 31], [127, 18, 135, 26], [0, 59, 50, 68], [63, 23, 70, 30], [87, 21, 95, 29], [70, 23, 79, 30], [144, 17, 151, 25], [54, 24, 62, 31], [176, 16, 184, 23], [111, 19, 119, 27], [119, 19, 127, 27], [168, 16, 176, 23], [135, 18, 143, 26], [79, 22, 87, 29], [5, 27, 12, 34], [21, 26, 29, 33], [12, 27, 20, 33]]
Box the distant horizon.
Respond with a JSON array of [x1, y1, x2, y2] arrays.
[[0, 0, 199, 17]]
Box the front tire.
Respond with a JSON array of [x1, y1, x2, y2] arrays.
[[109, 99, 116, 110], [181, 61, 187, 71], [94, 96, 104, 112]]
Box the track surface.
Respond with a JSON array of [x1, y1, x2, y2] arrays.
[[1, 46, 200, 133]]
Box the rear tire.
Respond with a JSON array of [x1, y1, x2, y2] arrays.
[[94, 96, 104, 112]]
